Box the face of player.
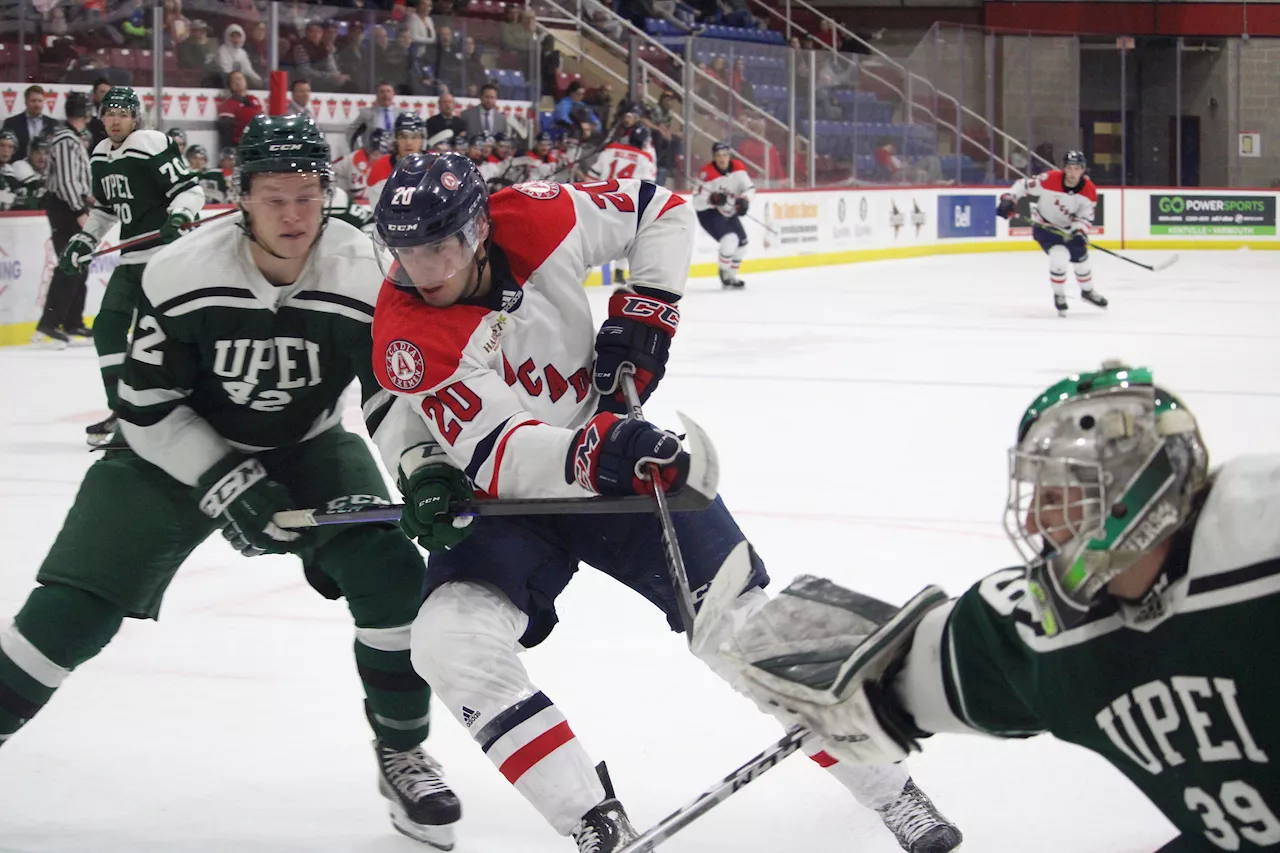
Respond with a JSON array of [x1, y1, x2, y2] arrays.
[[495, 141, 512, 159], [535, 139, 550, 156], [103, 108, 136, 144], [242, 173, 327, 259], [394, 216, 491, 308], [397, 131, 424, 158], [30, 148, 47, 171], [714, 150, 731, 170], [188, 151, 207, 171], [1063, 163, 1085, 185], [0, 140, 12, 164]]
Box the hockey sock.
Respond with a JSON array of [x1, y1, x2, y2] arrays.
[[718, 233, 738, 279], [806, 742, 911, 810], [0, 584, 125, 742], [92, 307, 132, 411], [1047, 245, 1070, 298], [355, 637, 433, 751], [1074, 260, 1094, 291], [730, 241, 747, 278]]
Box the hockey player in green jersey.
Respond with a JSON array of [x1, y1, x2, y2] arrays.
[[8, 137, 50, 209], [55, 86, 206, 447], [185, 143, 229, 204], [0, 130, 19, 210], [0, 113, 462, 850], [719, 360, 1277, 853]]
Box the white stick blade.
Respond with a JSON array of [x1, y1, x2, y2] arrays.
[[677, 411, 720, 501], [1154, 253, 1180, 272]]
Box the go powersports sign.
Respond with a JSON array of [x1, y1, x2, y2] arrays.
[[1150, 194, 1276, 236]]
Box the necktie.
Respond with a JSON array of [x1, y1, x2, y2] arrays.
[[484, 111, 491, 132], [383, 109, 392, 130]]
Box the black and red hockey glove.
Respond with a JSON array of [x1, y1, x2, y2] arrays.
[[593, 289, 679, 414], [709, 190, 728, 207], [567, 413, 689, 497], [996, 193, 1017, 220], [734, 196, 749, 216]]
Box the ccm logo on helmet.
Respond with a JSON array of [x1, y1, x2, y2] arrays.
[[268, 143, 304, 152], [385, 223, 418, 231]]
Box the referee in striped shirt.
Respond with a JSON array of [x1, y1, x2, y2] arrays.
[[35, 91, 94, 346]]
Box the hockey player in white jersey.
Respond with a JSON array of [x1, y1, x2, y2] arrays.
[[714, 360, 1280, 853], [365, 113, 426, 208], [997, 150, 1108, 316], [589, 125, 658, 283], [368, 153, 963, 853], [693, 141, 754, 288], [332, 127, 387, 204]]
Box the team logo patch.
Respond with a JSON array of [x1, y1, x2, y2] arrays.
[[386, 339, 426, 390], [441, 171, 460, 191], [513, 181, 560, 200]]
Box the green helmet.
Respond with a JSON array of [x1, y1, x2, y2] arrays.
[[1004, 360, 1209, 636], [101, 86, 141, 120], [234, 113, 331, 194]]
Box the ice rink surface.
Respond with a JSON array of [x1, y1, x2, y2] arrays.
[[1, 249, 1277, 853]]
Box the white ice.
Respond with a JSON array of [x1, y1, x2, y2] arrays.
[[1, 249, 1278, 853]]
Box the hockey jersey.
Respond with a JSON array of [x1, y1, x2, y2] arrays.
[[371, 179, 693, 500], [332, 147, 376, 203], [588, 143, 656, 182], [896, 455, 1280, 848], [1008, 169, 1097, 231], [693, 159, 755, 215], [364, 153, 400, 209]]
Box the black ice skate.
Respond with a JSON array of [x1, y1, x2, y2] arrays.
[[876, 779, 963, 853], [31, 324, 69, 350], [1080, 288, 1108, 309], [85, 414, 117, 448], [374, 740, 462, 850], [613, 268, 627, 284], [1054, 294, 1069, 317], [63, 325, 95, 347], [572, 762, 637, 853], [719, 271, 745, 289]]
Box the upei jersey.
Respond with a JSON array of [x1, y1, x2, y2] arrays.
[[86, 129, 205, 265], [371, 179, 693, 499], [7, 159, 46, 209], [197, 167, 229, 204], [0, 164, 21, 210], [897, 455, 1280, 849], [332, 147, 376, 203], [116, 215, 393, 487], [1008, 169, 1097, 231], [693, 159, 755, 214], [588, 143, 656, 182], [325, 185, 373, 231]]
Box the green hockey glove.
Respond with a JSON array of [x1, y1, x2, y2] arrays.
[[57, 232, 96, 275], [159, 210, 194, 243], [399, 448, 476, 551], [195, 454, 305, 557]]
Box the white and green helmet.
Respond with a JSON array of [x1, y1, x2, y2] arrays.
[[1003, 360, 1209, 635]]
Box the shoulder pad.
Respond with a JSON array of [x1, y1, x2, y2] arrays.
[[122, 129, 173, 157]]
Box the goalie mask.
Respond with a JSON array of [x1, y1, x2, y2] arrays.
[[1003, 361, 1208, 636]]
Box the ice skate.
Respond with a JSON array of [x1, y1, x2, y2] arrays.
[[85, 414, 117, 447], [63, 325, 95, 347], [720, 271, 744, 289], [1054, 294, 1069, 317], [613, 268, 627, 285], [876, 779, 963, 853], [31, 325, 69, 350], [1080, 288, 1108, 309], [374, 740, 461, 850], [572, 798, 637, 852]]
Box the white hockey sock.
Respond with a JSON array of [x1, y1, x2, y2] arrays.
[[410, 582, 604, 835], [718, 233, 739, 278], [1047, 244, 1069, 298], [1074, 260, 1094, 291], [1050, 273, 1067, 297], [804, 740, 911, 810], [730, 242, 747, 277]]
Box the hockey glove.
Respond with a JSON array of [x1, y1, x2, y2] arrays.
[[996, 193, 1017, 220], [160, 210, 194, 243], [398, 448, 476, 551], [57, 231, 97, 275], [1067, 220, 1090, 240], [195, 455, 304, 557], [734, 196, 749, 216], [709, 190, 728, 207], [593, 290, 679, 414], [567, 413, 689, 497]]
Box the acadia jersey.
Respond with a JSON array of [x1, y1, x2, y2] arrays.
[[693, 159, 755, 214], [364, 152, 404, 209], [898, 455, 1280, 850], [372, 179, 693, 499], [588, 143, 657, 182], [89, 129, 204, 264], [1008, 169, 1097, 231], [332, 147, 376, 203], [117, 215, 391, 487]]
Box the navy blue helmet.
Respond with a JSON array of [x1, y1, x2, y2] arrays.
[[367, 127, 389, 153], [711, 140, 731, 156], [628, 125, 651, 150], [394, 111, 426, 136], [1063, 150, 1087, 168], [374, 152, 491, 295]]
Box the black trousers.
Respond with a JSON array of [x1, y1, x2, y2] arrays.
[[40, 197, 88, 331]]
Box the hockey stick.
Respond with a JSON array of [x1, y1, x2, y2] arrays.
[[88, 208, 237, 259], [1041, 224, 1179, 272], [690, 177, 778, 236]]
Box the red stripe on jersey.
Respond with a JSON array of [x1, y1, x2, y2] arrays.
[[809, 750, 839, 768], [486, 418, 541, 497], [373, 279, 490, 393], [489, 186, 579, 287], [657, 193, 686, 220], [1038, 169, 1098, 202], [696, 163, 721, 183], [498, 720, 576, 784], [366, 153, 394, 188]]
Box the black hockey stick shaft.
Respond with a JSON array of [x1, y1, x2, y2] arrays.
[[88, 208, 237, 259], [1041, 224, 1175, 272]]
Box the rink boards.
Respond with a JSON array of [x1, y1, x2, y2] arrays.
[[1, 185, 1276, 346]]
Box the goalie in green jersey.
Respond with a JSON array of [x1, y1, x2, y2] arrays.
[[0, 114, 463, 850], [55, 86, 206, 448], [717, 361, 1279, 853]]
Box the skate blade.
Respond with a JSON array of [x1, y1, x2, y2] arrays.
[[66, 337, 95, 348], [387, 800, 457, 850], [30, 335, 68, 351]]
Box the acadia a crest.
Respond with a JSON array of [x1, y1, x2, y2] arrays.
[[386, 340, 425, 391]]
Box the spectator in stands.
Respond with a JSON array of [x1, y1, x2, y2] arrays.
[[540, 35, 562, 99], [86, 78, 111, 150], [717, 0, 759, 29], [217, 23, 264, 88], [433, 0, 460, 33], [426, 92, 467, 143], [408, 0, 438, 48], [731, 56, 754, 104], [434, 26, 465, 95], [646, 90, 682, 187], [179, 20, 218, 75], [288, 78, 313, 118], [500, 6, 526, 52], [120, 0, 151, 47], [642, 0, 696, 33], [348, 82, 400, 151], [229, 0, 260, 24], [337, 20, 370, 89], [462, 83, 508, 137], [281, 0, 310, 40], [293, 20, 354, 92], [2, 85, 49, 162], [585, 82, 615, 130], [216, 70, 264, 150], [382, 26, 417, 93], [43, 4, 69, 38], [245, 20, 273, 80], [735, 111, 785, 183], [461, 37, 488, 98], [553, 81, 599, 132], [162, 0, 190, 49]]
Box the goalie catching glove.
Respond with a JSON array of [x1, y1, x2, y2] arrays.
[[593, 289, 679, 414], [196, 455, 304, 556], [718, 575, 948, 765]]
